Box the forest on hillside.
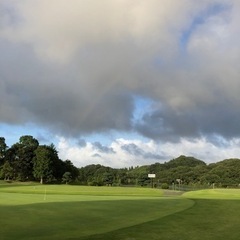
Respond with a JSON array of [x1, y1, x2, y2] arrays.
[[1, 136, 240, 188], [78, 156, 240, 189]]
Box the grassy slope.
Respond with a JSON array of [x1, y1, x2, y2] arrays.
[[183, 188, 240, 199], [0, 183, 192, 240], [82, 189, 240, 240], [1, 183, 240, 240], [83, 199, 240, 240]]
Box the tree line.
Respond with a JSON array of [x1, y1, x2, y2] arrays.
[[0, 136, 78, 184], [78, 156, 240, 188], [1, 136, 240, 188]]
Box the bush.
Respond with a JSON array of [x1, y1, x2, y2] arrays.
[[88, 180, 104, 186], [161, 183, 169, 189]]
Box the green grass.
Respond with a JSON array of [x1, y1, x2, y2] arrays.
[[81, 199, 240, 240], [0, 183, 164, 197], [1, 182, 240, 239], [183, 188, 240, 199], [0, 198, 193, 240]]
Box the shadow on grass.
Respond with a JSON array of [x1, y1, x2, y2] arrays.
[[76, 199, 240, 240]]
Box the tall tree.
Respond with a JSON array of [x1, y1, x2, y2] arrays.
[[48, 143, 63, 181], [33, 144, 61, 184], [33, 145, 54, 184], [12, 136, 39, 181], [0, 137, 7, 165], [63, 160, 79, 180], [1, 161, 14, 180]]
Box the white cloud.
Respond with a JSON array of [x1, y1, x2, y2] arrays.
[[57, 136, 240, 168]]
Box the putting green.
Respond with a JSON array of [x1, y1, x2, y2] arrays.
[[0, 183, 193, 240]]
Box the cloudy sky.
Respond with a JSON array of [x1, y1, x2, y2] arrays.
[[1, 0, 240, 168]]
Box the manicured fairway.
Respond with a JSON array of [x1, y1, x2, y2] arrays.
[[1, 183, 240, 240], [0, 183, 164, 197], [0, 183, 190, 240]]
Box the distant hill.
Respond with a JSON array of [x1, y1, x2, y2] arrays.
[[78, 155, 240, 187], [164, 155, 206, 168]]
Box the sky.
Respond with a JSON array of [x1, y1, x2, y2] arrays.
[[1, 0, 240, 168]]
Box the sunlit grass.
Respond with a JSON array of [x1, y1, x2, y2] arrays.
[[0, 182, 191, 240], [0, 183, 163, 196], [182, 188, 240, 199], [1, 182, 240, 240]]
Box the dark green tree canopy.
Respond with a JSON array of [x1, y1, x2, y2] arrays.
[[19, 135, 39, 149], [0, 137, 7, 162], [0, 136, 79, 183]]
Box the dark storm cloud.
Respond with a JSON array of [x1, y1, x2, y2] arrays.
[[1, 0, 240, 146], [0, 39, 134, 136], [134, 105, 203, 141], [135, 98, 240, 141]]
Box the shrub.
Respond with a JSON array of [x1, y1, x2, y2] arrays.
[[161, 183, 169, 189]]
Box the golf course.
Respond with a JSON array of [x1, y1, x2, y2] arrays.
[[1, 182, 240, 240]]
